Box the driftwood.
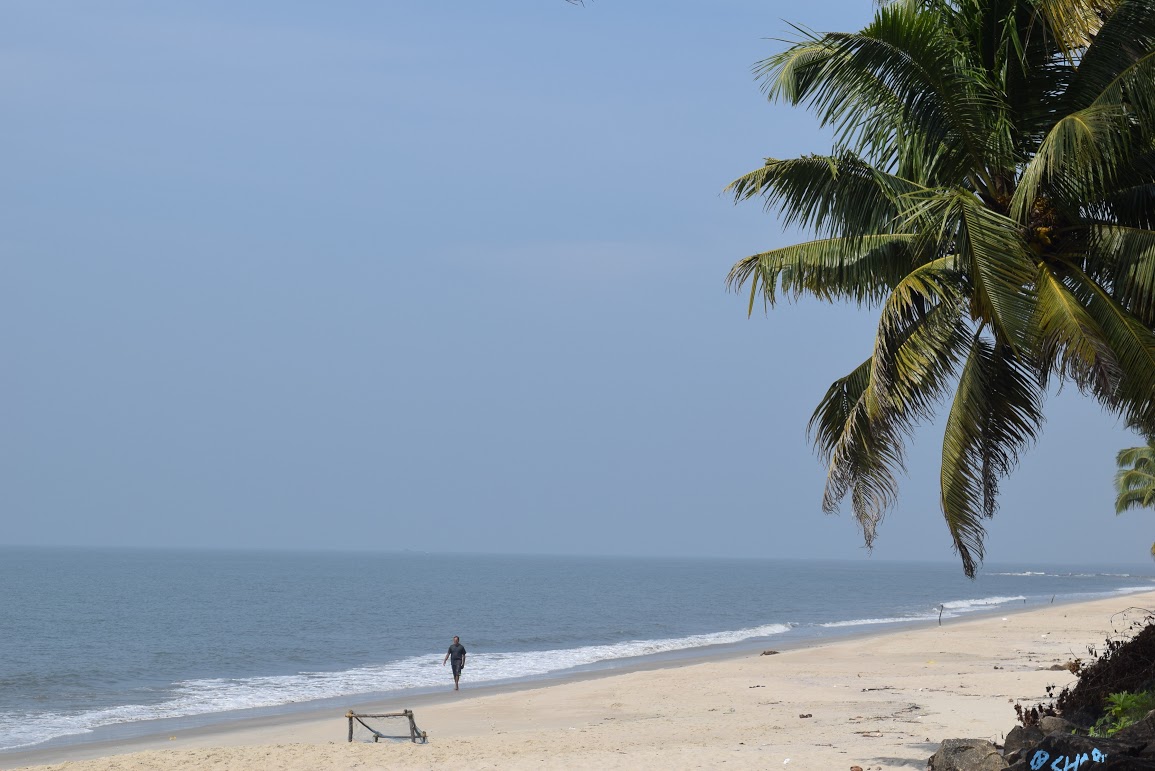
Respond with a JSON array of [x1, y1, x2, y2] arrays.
[[346, 710, 428, 744]]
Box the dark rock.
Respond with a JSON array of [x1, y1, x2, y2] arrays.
[[927, 738, 1008, 771], [1015, 733, 1154, 769], [1106, 758, 1155, 769], [1100, 758, 1155, 769], [1005, 759, 1155, 771], [1038, 715, 1079, 735], [1111, 709, 1155, 747], [760, 650, 779, 656], [1004, 725, 1044, 757]]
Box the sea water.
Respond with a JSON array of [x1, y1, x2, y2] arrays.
[[1, 546, 1153, 752]]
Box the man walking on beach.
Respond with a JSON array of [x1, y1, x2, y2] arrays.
[[442, 636, 467, 691]]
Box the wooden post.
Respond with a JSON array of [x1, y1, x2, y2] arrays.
[[346, 711, 354, 742]]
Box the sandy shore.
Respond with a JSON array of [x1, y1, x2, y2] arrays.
[[6, 590, 1155, 771]]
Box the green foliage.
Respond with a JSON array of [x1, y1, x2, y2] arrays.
[[1115, 445, 1155, 514], [1112, 444, 1155, 557], [1090, 690, 1155, 736], [731, 0, 1155, 576]]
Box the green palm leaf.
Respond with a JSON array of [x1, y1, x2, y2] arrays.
[[1068, 0, 1155, 111], [1033, 0, 1118, 54], [941, 335, 1045, 576], [812, 299, 969, 547], [808, 358, 900, 546], [1114, 444, 1155, 513], [1064, 260, 1155, 432], [756, 3, 1006, 175], [1011, 106, 1129, 223], [901, 188, 1037, 348], [727, 235, 918, 312], [868, 256, 970, 421], [1033, 261, 1121, 394], [726, 153, 922, 239], [1088, 223, 1155, 325]]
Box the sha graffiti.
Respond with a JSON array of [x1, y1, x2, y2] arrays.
[[1030, 747, 1108, 770]]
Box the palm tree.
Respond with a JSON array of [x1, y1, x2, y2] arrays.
[[1115, 445, 1155, 557], [729, 0, 1155, 576]]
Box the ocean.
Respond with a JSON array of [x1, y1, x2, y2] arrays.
[[1, 546, 1153, 753]]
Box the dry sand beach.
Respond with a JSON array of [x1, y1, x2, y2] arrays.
[[7, 590, 1155, 771]]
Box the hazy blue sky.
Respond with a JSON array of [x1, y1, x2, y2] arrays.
[[4, 1, 1148, 568]]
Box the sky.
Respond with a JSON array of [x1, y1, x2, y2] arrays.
[[3, 1, 1150, 569]]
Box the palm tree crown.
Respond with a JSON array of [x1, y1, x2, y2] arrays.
[[1114, 444, 1155, 556], [730, 0, 1155, 575], [1115, 445, 1155, 513]]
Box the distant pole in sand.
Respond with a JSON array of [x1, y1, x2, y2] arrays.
[[938, 604, 944, 625]]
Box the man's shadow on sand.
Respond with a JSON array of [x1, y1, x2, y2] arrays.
[[869, 742, 942, 769]]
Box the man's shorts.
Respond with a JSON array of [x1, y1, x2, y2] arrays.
[[451, 659, 463, 677]]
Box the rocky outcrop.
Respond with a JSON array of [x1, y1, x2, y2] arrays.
[[927, 739, 1008, 771], [1002, 734, 1155, 766], [1002, 725, 1043, 758], [929, 722, 1155, 770], [1036, 716, 1080, 735]]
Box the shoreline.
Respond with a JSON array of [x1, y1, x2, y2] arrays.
[[4, 552, 1150, 761], [6, 584, 1149, 761], [8, 588, 1155, 770], [0, 588, 1096, 759]]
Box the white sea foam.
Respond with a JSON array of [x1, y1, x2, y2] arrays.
[[0, 622, 793, 751], [820, 615, 936, 628], [941, 595, 1026, 610], [1113, 585, 1155, 595], [819, 595, 1028, 629]]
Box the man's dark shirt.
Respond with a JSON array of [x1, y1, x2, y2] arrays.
[[448, 643, 466, 662]]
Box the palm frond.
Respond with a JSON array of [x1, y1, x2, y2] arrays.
[[1114, 443, 1155, 512], [1087, 51, 1155, 129], [759, 38, 837, 105], [727, 235, 919, 312], [754, 4, 1005, 175], [1069, 0, 1155, 111], [809, 357, 874, 465], [1099, 164, 1155, 231], [1088, 223, 1155, 325], [811, 299, 970, 546], [1033, 261, 1121, 393], [1022, 50, 1155, 216], [867, 256, 971, 421], [807, 358, 900, 546], [1116, 444, 1155, 469], [940, 334, 1045, 577], [1011, 106, 1129, 222], [904, 188, 1036, 348], [1032, 0, 1118, 60], [1115, 484, 1155, 513], [1063, 259, 1155, 432], [726, 153, 923, 239]]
